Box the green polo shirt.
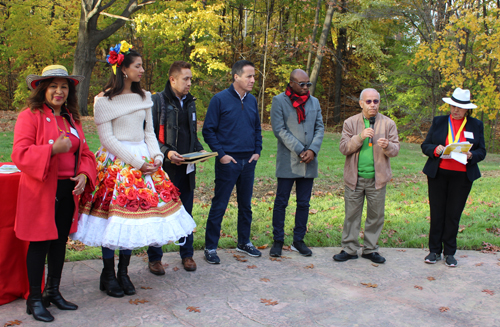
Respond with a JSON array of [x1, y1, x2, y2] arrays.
[[358, 117, 375, 179]]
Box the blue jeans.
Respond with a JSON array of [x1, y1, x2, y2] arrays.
[[148, 167, 195, 262], [205, 155, 256, 250], [272, 178, 314, 242]]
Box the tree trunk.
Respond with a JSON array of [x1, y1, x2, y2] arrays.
[[309, 2, 335, 96], [73, 0, 153, 116], [332, 0, 347, 123], [306, 0, 322, 75]]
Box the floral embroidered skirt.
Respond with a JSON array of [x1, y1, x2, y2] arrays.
[[71, 141, 196, 250]]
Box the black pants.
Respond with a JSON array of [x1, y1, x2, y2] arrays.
[[427, 169, 472, 255], [26, 179, 75, 288]]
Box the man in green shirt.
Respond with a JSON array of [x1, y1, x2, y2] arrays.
[[333, 88, 400, 263]]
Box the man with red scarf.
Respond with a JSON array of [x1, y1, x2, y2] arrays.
[[269, 69, 324, 257]]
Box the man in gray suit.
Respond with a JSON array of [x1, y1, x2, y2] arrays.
[[269, 69, 324, 257]]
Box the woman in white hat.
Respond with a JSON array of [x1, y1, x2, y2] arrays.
[[421, 87, 486, 267], [12, 65, 97, 322], [72, 41, 195, 298]]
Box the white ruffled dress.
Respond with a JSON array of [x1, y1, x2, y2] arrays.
[[71, 92, 196, 250]]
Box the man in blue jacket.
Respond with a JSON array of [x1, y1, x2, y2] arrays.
[[202, 60, 263, 264]]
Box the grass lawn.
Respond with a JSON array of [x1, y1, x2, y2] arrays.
[[1, 129, 499, 261]]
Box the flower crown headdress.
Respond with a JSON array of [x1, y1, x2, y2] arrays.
[[106, 40, 133, 75]]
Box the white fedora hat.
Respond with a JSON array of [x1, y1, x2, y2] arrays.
[[442, 88, 477, 109], [26, 65, 85, 91]]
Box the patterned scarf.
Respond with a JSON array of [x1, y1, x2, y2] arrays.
[[285, 84, 310, 124]]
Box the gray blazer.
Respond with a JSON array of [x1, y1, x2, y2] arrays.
[[271, 92, 324, 178]]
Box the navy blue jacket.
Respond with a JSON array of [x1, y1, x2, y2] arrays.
[[421, 115, 486, 182], [202, 84, 262, 159]]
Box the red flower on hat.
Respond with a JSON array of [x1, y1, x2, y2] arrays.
[[107, 51, 119, 65]]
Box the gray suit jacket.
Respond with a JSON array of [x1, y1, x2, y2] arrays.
[[271, 92, 324, 178]]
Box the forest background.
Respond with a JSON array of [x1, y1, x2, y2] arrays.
[[0, 0, 499, 150]]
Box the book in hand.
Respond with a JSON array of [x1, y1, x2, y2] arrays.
[[440, 142, 472, 165], [179, 151, 218, 164]]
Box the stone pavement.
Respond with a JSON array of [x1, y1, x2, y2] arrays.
[[1, 247, 499, 327]]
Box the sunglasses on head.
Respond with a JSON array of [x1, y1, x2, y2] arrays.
[[364, 99, 379, 105], [291, 81, 313, 88]]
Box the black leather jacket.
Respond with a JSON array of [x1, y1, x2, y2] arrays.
[[152, 81, 204, 190]]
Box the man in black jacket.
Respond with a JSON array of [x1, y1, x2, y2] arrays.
[[148, 61, 205, 274]]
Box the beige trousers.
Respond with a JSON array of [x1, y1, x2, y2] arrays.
[[341, 177, 386, 255]]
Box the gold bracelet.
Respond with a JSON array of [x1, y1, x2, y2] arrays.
[[78, 174, 88, 184]]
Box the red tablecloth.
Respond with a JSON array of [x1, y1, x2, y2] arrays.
[[0, 163, 30, 305]]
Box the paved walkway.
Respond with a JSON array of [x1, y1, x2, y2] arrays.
[[1, 247, 499, 327]]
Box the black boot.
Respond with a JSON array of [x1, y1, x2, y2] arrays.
[[117, 253, 136, 295], [99, 257, 124, 297], [26, 286, 54, 322], [41, 277, 78, 310]]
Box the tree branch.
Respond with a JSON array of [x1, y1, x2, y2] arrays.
[[100, 0, 118, 12], [86, 0, 104, 22], [99, 11, 132, 21]]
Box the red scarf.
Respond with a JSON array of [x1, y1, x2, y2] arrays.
[[285, 84, 310, 124]]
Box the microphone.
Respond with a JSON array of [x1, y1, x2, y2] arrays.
[[368, 117, 376, 147]]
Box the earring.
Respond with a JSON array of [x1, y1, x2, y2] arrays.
[[124, 73, 128, 79]]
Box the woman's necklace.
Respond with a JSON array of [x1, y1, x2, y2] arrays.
[[57, 116, 71, 139]]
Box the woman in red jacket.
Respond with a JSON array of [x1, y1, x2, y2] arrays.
[[12, 65, 97, 322]]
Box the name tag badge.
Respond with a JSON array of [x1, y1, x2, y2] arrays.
[[186, 163, 195, 174], [464, 131, 474, 139], [70, 127, 80, 139], [192, 113, 196, 121]]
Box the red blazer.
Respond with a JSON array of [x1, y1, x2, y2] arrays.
[[12, 105, 97, 242]]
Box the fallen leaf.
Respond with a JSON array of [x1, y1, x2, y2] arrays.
[[439, 306, 449, 312], [304, 264, 314, 269], [481, 289, 494, 296], [372, 263, 379, 267], [261, 298, 279, 306], [427, 277, 436, 281], [173, 267, 180, 271], [129, 299, 149, 305], [269, 257, 282, 262], [361, 282, 378, 288], [247, 265, 257, 269], [281, 256, 292, 259], [397, 249, 406, 252], [309, 209, 318, 214], [140, 286, 152, 290], [460, 255, 468, 258], [233, 254, 248, 262], [283, 245, 292, 251], [257, 244, 268, 250], [414, 285, 423, 290], [475, 262, 484, 267], [260, 278, 270, 282], [3, 321, 22, 326], [186, 306, 201, 313]]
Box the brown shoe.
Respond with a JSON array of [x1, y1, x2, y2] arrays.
[[182, 257, 197, 271], [148, 261, 165, 275]]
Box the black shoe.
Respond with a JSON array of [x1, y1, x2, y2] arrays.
[[424, 252, 442, 264], [26, 287, 54, 322], [291, 240, 312, 256], [41, 277, 78, 310], [445, 255, 458, 267], [270, 240, 284, 257], [236, 243, 262, 257], [117, 253, 136, 295], [333, 250, 358, 262], [362, 252, 386, 263], [99, 257, 124, 298], [204, 249, 220, 264]]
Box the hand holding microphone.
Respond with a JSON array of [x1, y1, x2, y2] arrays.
[[368, 117, 376, 147]]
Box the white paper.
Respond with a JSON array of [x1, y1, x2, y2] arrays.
[[450, 151, 467, 165], [186, 163, 195, 174], [464, 131, 474, 139], [70, 127, 80, 139]]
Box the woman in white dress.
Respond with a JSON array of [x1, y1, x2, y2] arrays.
[[73, 41, 196, 298]]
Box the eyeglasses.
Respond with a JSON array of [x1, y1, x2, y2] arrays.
[[364, 99, 379, 105], [291, 81, 313, 88]]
